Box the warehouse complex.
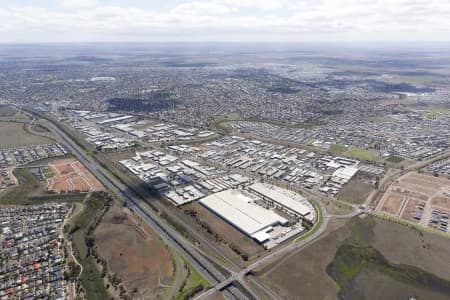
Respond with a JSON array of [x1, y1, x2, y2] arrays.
[[200, 183, 316, 246], [200, 189, 288, 243], [249, 183, 316, 222]]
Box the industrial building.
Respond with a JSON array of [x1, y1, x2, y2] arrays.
[[200, 189, 288, 243], [249, 183, 316, 221]]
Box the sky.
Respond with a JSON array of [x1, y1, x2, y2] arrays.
[[0, 0, 449, 43]]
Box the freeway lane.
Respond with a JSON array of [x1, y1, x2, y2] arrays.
[[39, 111, 352, 300], [196, 197, 366, 300], [195, 198, 336, 300], [39, 118, 246, 300]]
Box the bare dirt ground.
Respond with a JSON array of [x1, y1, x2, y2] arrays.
[[47, 159, 104, 193], [400, 199, 424, 223], [380, 193, 404, 215], [432, 196, 450, 210], [376, 172, 450, 231], [95, 204, 174, 300]]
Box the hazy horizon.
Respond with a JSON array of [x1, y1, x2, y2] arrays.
[[1, 0, 450, 43]]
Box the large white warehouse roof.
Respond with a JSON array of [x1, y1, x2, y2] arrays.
[[249, 183, 313, 217], [200, 189, 287, 239]]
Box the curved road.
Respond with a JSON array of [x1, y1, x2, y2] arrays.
[[38, 117, 246, 300], [34, 110, 371, 300]]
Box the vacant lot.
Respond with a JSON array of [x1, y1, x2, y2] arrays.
[[337, 179, 373, 204], [328, 244, 450, 300], [0, 167, 85, 205], [47, 159, 104, 193], [256, 219, 349, 300], [95, 204, 174, 300], [376, 172, 450, 232], [257, 216, 450, 299], [0, 105, 30, 120], [380, 192, 404, 215], [0, 121, 53, 148], [183, 202, 264, 261], [0, 105, 17, 116]]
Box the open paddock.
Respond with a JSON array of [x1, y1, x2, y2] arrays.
[[0, 121, 53, 148], [95, 204, 174, 299], [257, 216, 450, 300]]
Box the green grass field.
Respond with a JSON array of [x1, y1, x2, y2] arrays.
[[422, 108, 450, 119], [386, 156, 404, 163], [0, 105, 31, 121], [345, 148, 380, 162], [367, 116, 398, 123], [0, 168, 40, 204], [68, 194, 109, 300], [0, 166, 84, 205], [330, 144, 348, 154], [41, 166, 55, 178], [327, 222, 450, 300], [175, 258, 210, 300], [330, 144, 381, 162]]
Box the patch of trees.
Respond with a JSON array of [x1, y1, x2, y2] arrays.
[[107, 92, 175, 113], [230, 244, 249, 261]]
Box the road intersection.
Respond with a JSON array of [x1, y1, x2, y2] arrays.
[[37, 111, 368, 300]]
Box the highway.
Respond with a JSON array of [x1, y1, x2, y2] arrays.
[[38, 118, 249, 300], [37, 111, 363, 300], [193, 196, 362, 300]]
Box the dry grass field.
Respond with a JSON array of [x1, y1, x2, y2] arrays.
[[0, 121, 53, 148], [0, 105, 17, 117], [337, 179, 373, 204], [256, 216, 450, 300], [371, 217, 450, 281], [256, 219, 349, 300], [95, 204, 175, 299], [183, 202, 265, 261], [47, 159, 104, 193]]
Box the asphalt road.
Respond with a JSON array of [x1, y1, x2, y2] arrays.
[[39, 112, 365, 300], [194, 198, 341, 300], [40, 119, 247, 300]]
